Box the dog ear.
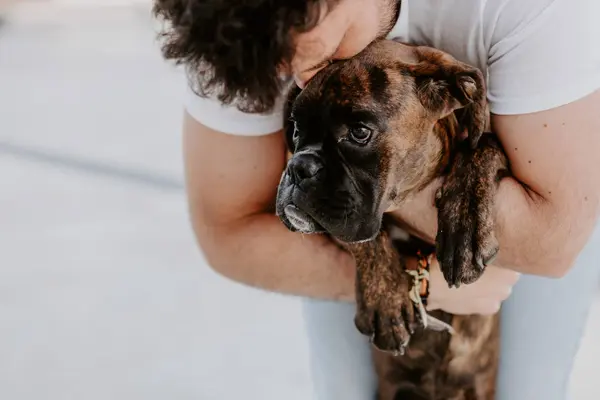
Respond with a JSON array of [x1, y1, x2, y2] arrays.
[[282, 85, 302, 154], [409, 48, 487, 148]]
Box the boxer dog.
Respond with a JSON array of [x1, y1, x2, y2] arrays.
[[275, 39, 509, 399]]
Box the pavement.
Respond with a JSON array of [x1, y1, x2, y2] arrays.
[[0, 2, 598, 399]]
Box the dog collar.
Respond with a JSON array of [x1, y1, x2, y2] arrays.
[[405, 251, 431, 306], [405, 252, 455, 334]]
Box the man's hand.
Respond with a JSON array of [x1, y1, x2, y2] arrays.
[[426, 258, 520, 315]]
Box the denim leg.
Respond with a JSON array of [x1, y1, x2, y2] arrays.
[[302, 228, 600, 400], [496, 226, 600, 400], [301, 299, 377, 400]]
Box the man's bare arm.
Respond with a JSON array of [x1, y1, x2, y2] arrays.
[[183, 112, 356, 301], [390, 90, 600, 277]]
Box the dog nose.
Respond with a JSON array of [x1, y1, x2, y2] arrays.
[[288, 153, 323, 184]]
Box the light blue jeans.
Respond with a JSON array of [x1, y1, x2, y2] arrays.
[[302, 226, 600, 400]]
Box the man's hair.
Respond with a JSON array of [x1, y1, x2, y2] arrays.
[[153, 0, 339, 114]]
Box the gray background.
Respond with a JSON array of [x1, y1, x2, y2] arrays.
[[0, 1, 598, 399]]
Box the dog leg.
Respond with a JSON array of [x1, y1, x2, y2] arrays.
[[435, 133, 509, 287], [348, 231, 418, 355], [372, 313, 499, 400], [440, 313, 500, 400]]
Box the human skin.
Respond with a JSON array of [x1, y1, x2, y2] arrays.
[[183, 0, 600, 314]]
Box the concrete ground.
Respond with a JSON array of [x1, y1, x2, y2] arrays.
[[0, 2, 598, 399]]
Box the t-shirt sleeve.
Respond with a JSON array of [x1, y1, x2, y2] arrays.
[[485, 0, 600, 115], [184, 83, 285, 136]]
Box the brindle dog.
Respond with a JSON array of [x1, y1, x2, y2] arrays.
[[275, 39, 509, 399]]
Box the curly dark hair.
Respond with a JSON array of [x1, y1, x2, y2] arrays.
[[153, 0, 340, 114]]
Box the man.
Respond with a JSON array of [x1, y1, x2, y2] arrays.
[[154, 0, 600, 398]]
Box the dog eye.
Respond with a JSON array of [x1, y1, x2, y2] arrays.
[[348, 125, 373, 145]]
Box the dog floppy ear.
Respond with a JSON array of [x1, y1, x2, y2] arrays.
[[409, 47, 487, 148], [282, 85, 302, 154]]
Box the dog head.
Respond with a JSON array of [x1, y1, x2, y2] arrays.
[[275, 40, 487, 243]]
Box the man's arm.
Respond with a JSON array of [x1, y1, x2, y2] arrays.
[[390, 89, 600, 277], [183, 105, 520, 313], [182, 112, 356, 301]]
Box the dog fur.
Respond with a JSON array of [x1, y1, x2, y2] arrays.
[[275, 39, 509, 399]]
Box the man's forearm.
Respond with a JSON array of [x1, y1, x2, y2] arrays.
[[196, 212, 357, 301], [391, 177, 594, 277]]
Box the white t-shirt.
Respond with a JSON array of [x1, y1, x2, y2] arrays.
[[185, 0, 600, 136]]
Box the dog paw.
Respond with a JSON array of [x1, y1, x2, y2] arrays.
[[435, 166, 499, 288], [354, 275, 417, 355]]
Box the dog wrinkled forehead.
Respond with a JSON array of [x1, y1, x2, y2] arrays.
[[292, 59, 411, 125], [291, 40, 425, 119], [324, 61, 394, 106]]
